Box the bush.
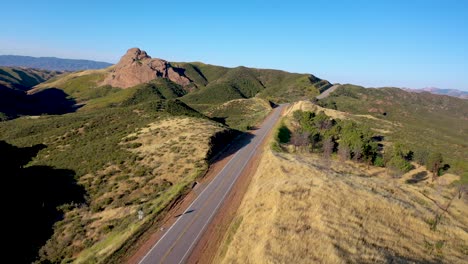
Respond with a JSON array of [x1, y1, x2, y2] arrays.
[[387, 155, 413, 174], [271, 141, 283, 152], [277, 124, 291, 143], [373, 156, 385, 167]]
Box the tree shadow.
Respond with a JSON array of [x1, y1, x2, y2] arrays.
[[174, 209, 195, 218], [1, 140, 86, 263], [406, 171, 429, 184], [206, 129, 255, 164]]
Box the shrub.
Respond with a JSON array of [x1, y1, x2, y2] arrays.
[[277, 124, 291, 143]]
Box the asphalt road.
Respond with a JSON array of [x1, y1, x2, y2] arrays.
[[139, 104, 286, 264], [316, 84, 340, 99]]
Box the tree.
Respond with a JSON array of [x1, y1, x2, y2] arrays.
[[290, 131, 301, 151], [426, 152, 443, 182], [308, 133, 320, 153], [337, 144, 350, 161], [322, 138, 335, 158], [277, 125, 291, 143]]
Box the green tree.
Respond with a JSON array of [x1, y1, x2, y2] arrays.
[[277, 125, 291, 143]]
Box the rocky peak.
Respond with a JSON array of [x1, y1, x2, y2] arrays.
[[102, 48, 190, 88]]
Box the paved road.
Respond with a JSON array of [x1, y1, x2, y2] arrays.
[[139, 104, 286, 264], [316, 84, 340, 99]]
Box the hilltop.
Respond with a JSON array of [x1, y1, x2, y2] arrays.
[[0, 55, 112, 71], [403, 87, 468, 99]]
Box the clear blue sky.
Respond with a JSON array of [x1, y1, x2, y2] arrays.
[[1, 0, 467, 90]]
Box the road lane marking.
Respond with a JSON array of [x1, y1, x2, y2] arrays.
[[177, 107, 282, 264], [139, 105, 283, 264], [159, 154, 246, 262]]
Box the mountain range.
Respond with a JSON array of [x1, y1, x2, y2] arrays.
[[0, 55, 112, 71], [403, 87, 468, 99]]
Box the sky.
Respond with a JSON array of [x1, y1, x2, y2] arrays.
[[1, 0, 467, 90]]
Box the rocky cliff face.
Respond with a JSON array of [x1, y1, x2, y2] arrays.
[[102, 48, 190, 88]]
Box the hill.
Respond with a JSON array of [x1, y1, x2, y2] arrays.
[[0, 67, 70, 120], [0, 95, 236, 263], [0, 55, 112, 71], [32, 48, 331, 130], [403, 87, 468, 99], [0, 66, 61, 91], [215, 101, 467, 264], [318, 84, 468, 179]]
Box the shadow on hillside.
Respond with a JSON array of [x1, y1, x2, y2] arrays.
[[406, 171, 429, 184], [0, 87, 80, 119], [1, 141, 86, 263], [207, 130, 255, 164]]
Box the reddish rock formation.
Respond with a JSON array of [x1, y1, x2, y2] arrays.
[[102, 48, 190, 88]]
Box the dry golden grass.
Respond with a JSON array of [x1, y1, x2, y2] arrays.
[[125, 117, 225, 184], [217, 149, 467, 264], [73, 117, 226, 263]]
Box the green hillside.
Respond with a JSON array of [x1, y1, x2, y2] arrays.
[[318, 84, 468, 179], [177, 62, 331, 108], [0, 66, 61, 91]]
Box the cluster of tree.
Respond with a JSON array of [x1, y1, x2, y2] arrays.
[[278, 110, 447, 181], [289, 110, 379, 165]]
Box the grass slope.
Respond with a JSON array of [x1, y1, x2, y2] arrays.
[[179, 62, 331, 107], [0, 66, 61, 91], [0, 100, 229, 263], [218, 149, 467, 264], [319, 85, 468, 179]]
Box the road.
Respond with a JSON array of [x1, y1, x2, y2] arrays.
[[139, 104, 286, 264], [316, 84, 340, 99]]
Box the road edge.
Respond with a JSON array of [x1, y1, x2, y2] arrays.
[[186, 105, 288, 264]]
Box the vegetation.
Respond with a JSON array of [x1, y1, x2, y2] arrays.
[[0, 94, 231, 262], [217, 146, 467, 264], [318, 84, 468, 181], [0, 66, 61, 90]]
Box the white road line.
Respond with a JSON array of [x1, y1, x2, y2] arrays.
[[177, 109, 279, 264]]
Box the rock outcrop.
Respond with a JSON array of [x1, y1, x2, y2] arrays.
[[102, 48, 190, 88]]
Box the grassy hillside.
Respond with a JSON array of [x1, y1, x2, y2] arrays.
[[217, 149, 467, 264], [178, 62, 331, 107], [318, 85, 468, 179], [216, 103, 467, 263], [0, 67, 72, 120], [205, 98, 272, 130], [0, 99, 232, 263], [0, 66, 61, 91]]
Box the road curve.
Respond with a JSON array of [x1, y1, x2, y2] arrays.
[[316, 84, 340, 99], [138, 104, 286, 264]]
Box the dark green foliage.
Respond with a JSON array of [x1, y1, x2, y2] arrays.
[[318, 84, 467, 180], [277, 124, 291, 143], [291, 110, 379, 163], [373, 156, 385, 167], [122, 79, 186, 106], [179, 62, 329, 106], [165, 99, 206, 118], [385, 143, 414, 175]]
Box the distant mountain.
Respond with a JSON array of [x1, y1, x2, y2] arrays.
[[0, 55, 113, 71], [403, 87, 468, 99]]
